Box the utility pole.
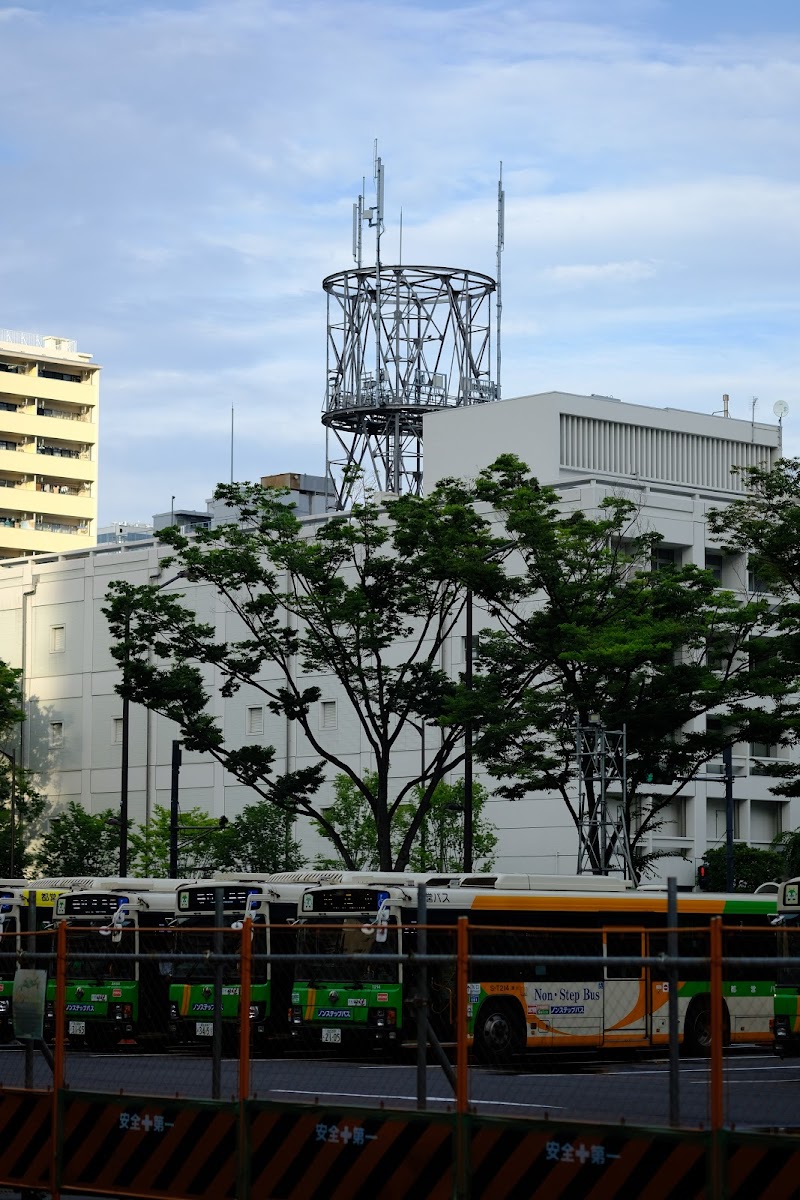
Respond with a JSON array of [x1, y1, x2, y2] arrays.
[[169, 740, 182, 878], [723, 744, 735, 891]]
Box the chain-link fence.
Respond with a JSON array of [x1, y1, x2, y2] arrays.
[[0, 912, 795, 1139]]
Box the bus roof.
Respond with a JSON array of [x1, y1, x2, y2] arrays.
[[299, 879, 777, 917]]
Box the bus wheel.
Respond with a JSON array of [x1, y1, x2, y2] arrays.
[[683, 998, 729, 1056], [475, 1001, 526, 1065]]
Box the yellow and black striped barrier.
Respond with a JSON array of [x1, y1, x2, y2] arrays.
[[1, 1089, 800, 1198]]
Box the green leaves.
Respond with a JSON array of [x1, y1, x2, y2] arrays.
[[33, 802, 122, 877], [468, 457, 791, 878]]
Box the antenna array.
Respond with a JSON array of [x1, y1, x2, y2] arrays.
[[324, 149, 502, 509]]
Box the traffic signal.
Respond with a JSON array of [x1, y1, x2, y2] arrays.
[[697, 863, 710, 891]]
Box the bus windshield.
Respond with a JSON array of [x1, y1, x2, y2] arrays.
[[777, 927, 800, 985], [296, 918, 398, 984], [65, 927, 136, 981], [166, 923, 248, 983]]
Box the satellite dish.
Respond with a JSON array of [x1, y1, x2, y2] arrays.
[[773, 400, 789, 419]]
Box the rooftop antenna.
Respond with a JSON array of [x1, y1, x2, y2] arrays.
[[773, 399, 789, 454], [352, 176, 365, 268], [496, 163, 505, 401], [324, 145, 497, 508]]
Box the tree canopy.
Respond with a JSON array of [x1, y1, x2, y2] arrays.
[[104, 479, 508, 871], [0, 659, 43, 876], [32, 801, 121, 878], [313, 772, 497, 872], [467, 455, 794, 877]]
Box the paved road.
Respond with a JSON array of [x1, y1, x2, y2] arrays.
[[0, 1043, 796, 1131]]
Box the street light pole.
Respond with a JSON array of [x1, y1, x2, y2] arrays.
[[119, 611, 130, 876], [0, 748, 16, 877], [464, 588, 473, 873], [169, 740, 182, 878]]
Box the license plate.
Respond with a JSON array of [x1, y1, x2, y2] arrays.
[[322, 1027, 341, 1044], [196, 1022, 214, 1037], [68, 1021, 85, 1036]]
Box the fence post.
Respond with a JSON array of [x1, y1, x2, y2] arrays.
[[25, 896, 35, 1089], [51, 917, 67, 1200], [455, 915, 469, 1200], [239, 916, 252, 1099], [710, 914, 724, 1200], [212, 887, 224, 1100], [667, 877, 680, 1126], [237, 916, 252, 1200], [415, 884, 428, 1111]]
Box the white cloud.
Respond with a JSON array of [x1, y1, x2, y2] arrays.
[[0, 0, 797, 520]]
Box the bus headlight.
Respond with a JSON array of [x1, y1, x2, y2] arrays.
[[291, 1005, 303, 1025], [775, 1016, 790, 1039], [248, 1004, 263, 1021], [169, 1003, 179, 1020], [0, 999, 10, 1014], [110, 1003, 133, 1021]]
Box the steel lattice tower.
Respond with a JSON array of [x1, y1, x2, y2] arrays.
[[323, 153, 502, 510]]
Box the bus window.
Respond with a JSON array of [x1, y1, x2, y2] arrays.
[[605, 931, 643, 980]]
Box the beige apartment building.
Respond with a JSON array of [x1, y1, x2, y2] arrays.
[[0, 328, 99, 558]]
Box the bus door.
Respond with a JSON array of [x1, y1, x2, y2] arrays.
[[603, 929, 647, 1042]]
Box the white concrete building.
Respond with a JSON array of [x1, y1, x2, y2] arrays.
[[0, 391, 790, 883]]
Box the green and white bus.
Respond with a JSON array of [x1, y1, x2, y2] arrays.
[[51, 878, 182, 1050], [0, 878, 91, 1041], [291, 874, 778, 1060], [166, 872, 445, 1052], [167, 872, 365, 1052], [772, 876, 800, 1056]]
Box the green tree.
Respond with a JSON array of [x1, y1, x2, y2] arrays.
[[0, 660, 45, 876], [216, 800, 305, 873], [700, 844, 783, 892], [103, 479, 507, 871], [393, 779, 498, 872], [708, 458, 800, 797], [312, 773, 379, 870], [708, 458, 800, 597], [771, 829, 800, 880], [128, 805, 225, 877], [466, 455, 793, 879], [313, 773, 497, 872], [31, 801, 122, 877]]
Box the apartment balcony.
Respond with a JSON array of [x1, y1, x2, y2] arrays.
[[22, 488, 94, 519], [0, 370, 98, 407], [0, 404, 97, 445], [0, 521, 94, 558]]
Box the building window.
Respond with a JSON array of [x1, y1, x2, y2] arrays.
[[461, 634, 480, 662], [49, 721, 63, 748], [651, 546, 681, 572], [748, 561, 769, 593], [320, 700, 337, 730], [750, 740, 778, 759], [705, 551, 724, 584], [113, 717, 124, 745], [50, 624, 66, 653], [246, 706, 264, 736]]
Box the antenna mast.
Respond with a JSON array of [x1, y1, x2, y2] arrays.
[[324, 148, 498, 509], [496, 163, 505, 401]]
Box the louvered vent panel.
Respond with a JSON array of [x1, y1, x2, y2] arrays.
[[560, 415, 772, 492]]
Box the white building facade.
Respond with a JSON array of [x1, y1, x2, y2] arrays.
[[0, 391, 790, 883]]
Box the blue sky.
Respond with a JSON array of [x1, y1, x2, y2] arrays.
[[1, 0, 798, 522]]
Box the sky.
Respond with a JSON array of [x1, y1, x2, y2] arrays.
[[0, 0, 799, 524]]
